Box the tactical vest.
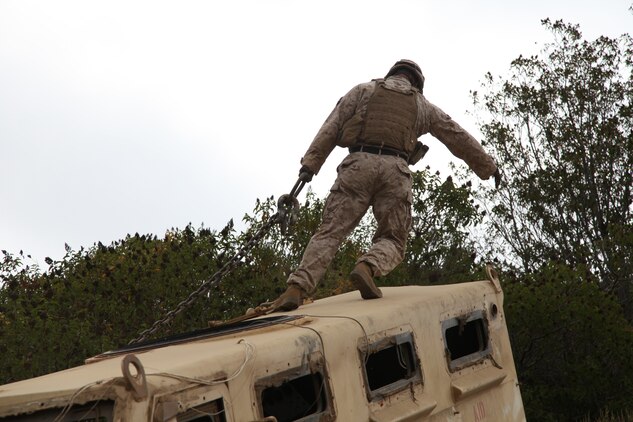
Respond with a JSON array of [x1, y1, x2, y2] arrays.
[[359, 80, 418, 154]]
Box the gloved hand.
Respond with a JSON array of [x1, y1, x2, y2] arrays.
[[493, 168, 502, 189], [299, 165, 314, 183]]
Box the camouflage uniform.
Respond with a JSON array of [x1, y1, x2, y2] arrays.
[[288, 73, 497, 294]]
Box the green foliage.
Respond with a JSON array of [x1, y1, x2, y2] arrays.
[[469, 18, 633, 418], [387, 166, 484, 286], [474, 20, 633, 287], [1, 228, 225, 383], [472, 19, 633, 318], [580, 409, 633, 422], [504, 262, 633, 421]]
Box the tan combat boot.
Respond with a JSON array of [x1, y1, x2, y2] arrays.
[[350, 262, 383, 299], [273, 284, 306, 311]]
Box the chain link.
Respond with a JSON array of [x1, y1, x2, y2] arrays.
[[129, 212, 282, 344], [129, 178, 307, 345]]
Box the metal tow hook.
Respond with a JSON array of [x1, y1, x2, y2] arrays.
[[276, 178, 306, 234]]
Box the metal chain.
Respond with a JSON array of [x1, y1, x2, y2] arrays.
[[129, 178, 307, 345], [129, 213, 282, 344]]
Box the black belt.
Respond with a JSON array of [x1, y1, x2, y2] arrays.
[[349, 145, 409, 161]]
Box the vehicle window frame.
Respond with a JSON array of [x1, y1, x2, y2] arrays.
[[442, 310, 491, 372], [254, 352, 335, 422], [176, 397, 227, 422], [358, 331, 423, 401]]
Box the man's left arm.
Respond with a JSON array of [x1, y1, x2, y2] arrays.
[[427, 103, 498, 180]]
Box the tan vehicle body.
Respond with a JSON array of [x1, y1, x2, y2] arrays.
[[0, 277, 526, 421]]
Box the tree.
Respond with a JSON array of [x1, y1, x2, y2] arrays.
[[390, 166, 485, 286], [473, 19, 633, 318], [0, 228, 227, 383], [503, 262, 633, 421]]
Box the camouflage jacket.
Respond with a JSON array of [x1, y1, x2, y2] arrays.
[[300, 74, 497, 180]]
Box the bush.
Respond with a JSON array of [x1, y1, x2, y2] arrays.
[[504, 263, 633, 421]]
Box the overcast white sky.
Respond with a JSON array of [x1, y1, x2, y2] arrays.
[[1, 0, 631, 265]]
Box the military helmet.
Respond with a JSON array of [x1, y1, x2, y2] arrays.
[[385, 59, 425, 92]]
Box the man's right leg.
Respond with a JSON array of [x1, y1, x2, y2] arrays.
[[287, 186, 369, 292], [277, 157, 374, 310]]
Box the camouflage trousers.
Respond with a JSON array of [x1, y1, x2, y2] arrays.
[[287, 152, 413, 293]]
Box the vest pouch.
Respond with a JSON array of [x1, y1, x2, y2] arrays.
[[408, 141, 429, 165], [337, 112, 364, 147]]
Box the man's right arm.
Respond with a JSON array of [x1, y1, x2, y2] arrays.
[[300, 84, 364, 175]]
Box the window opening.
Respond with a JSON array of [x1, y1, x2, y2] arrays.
[[177, 398, 226, 422], [261, 372, 327, 422], [443, 314, 490, 370], [366, 341, 416, 391], [361, 332, 421, 400]]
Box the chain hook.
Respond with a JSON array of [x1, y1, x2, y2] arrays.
[[129, 177, 309, 344], [276, 178, 306, 235]]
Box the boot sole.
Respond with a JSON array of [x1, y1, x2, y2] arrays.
[[276, 302, 299, 311], [350, 271, 383, 299], [275, 297, 300, 312]]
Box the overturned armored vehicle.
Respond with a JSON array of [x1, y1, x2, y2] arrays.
[[0, 268, 525, 421]]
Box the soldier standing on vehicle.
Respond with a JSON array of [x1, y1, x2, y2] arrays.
[[274, 59, 501, 311]]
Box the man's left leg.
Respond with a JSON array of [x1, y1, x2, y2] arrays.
[[356, 161, 413, 284]]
